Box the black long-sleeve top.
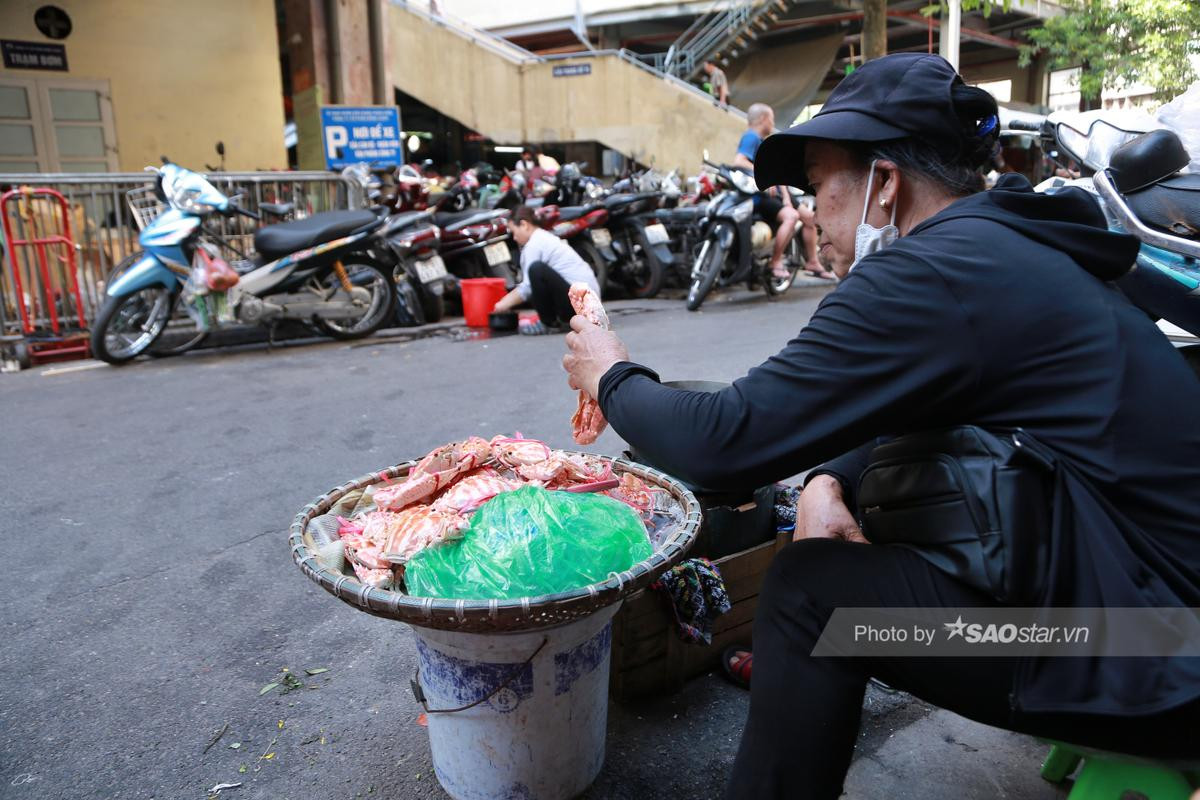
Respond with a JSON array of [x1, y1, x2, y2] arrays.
[[597, 174, 1200, 715]]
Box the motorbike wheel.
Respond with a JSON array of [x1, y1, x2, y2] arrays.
[[90, 286, 174, 364], [315, 258, 396, 340], [572, 240, 609, 299], [392, 274, 426, 327], [624, 241, 666, 299], [420, 287, 446, 324], [149, 293, 209, 357], [105, 254, 209, 357], [763, 238, 801, 297], [686, 239, 724, 312]]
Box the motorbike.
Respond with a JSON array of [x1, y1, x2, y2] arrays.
[[544, 162, 605, 207], [685, 160, 803, 311], [430, 206, 519, 290], [495, 169, 556, 211], [90, 161, 396, 364], [534, 201, 612, 294], [1008, 113, 1200, 351], [649, 170, 710, 286], [383, 209, 451, 326]]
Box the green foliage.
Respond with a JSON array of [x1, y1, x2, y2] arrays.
[[1017, 0, 1200, 102], [921, 0, 1013, 18]]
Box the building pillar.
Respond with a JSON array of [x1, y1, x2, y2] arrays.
[[938, 0, 961, 69], [862, 0, 888, 62], [284, 0, 382, 170]]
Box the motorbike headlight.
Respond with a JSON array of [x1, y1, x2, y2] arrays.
[[731, 198, 754, 222], [729, 169, 757, 195], [173, 185, 216, 215]]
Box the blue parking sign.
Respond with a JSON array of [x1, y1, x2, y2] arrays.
[[320, 106, 404, 169]]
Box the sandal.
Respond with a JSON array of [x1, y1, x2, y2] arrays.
[[518, 320, 562, 336], [803, 266, 836, 280], [722, 645, 753, 689]]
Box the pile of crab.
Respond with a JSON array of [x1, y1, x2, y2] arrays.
[[335, 434, 658, 589]]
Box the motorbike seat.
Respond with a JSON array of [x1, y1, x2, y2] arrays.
[[658, 206, 703, 224], [433, 209, 507, 231], [254, 210, 379, 259], [605, 192, 660, 214], [1125, 173, 1200, 239], [604, 194, 638, 210], [555, 205, 595, 222], [1109, 129, 1190, 193], [259, 202, 295, 217], [384, 210, 434, 234]]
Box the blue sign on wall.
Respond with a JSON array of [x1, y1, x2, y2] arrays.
[[552, 63, 591, 77], [320, 106, 403, 170]]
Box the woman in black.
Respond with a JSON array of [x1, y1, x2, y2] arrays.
[[563, 54, 1200, 797]]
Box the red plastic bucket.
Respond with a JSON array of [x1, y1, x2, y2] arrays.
[[460, 278, 509, 327]]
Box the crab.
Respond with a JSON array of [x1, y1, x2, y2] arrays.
[[568, 283, 611, 445], [431, 467, 522, 514], [604, 473, 657, 519], [490, 434, 552, 469], [372, 436, 492, 511], [381, 505, 469, 564], [338, 511, 398, 587], [519, 450, 616, 491]]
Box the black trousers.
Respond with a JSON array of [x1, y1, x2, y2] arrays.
[[726, 538, 1200, 799], [527, 261, 574, 326]]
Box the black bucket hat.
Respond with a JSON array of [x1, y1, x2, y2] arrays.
[[755, 53, 977, 190]]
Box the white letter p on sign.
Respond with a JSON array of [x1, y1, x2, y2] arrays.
[[325, 125, 349, 159]]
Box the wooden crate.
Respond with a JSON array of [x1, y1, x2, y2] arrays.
[[609, 530, 792, 702]]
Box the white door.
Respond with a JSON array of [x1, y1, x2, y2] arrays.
[[0, 77, 118, 173], [0, 78, 47, 172]]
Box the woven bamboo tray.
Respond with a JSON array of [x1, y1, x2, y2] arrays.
[[289, 453, 702, 633]]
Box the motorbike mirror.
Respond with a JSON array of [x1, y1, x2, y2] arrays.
[[703, 149, 710, 161], [216, 141, 225, 157]]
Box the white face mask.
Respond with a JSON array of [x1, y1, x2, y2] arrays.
[[851, 160, 898, 270]]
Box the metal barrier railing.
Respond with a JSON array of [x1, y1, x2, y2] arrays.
[[0, 171, 361, 337]]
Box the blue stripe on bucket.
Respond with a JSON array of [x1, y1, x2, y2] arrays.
[[414, 637, 535, 713], [554, 622, 613, 696]]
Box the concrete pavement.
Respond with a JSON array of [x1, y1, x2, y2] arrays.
[[0, 283, 1066, 800]]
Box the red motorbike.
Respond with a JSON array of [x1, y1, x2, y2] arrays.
[[381, 166, 518, 292], [429, 207, 520, 315], [534, 203, 612, 294]]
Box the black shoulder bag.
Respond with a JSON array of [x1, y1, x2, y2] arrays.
[[855, 426, 1056, 604]]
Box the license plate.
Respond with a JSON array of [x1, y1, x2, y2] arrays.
[[415, 255, 448, 283], [483, 241, 511, 266], [591, 227, 612, 247], [644, 223, 669, 245]]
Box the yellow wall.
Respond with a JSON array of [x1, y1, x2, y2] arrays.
[[388, 5, 747, 174], [0, 0, 287, 171]]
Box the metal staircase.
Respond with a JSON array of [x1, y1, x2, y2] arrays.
[[642, 0, 792, 81]]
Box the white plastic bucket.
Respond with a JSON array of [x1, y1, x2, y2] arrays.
[[411, 602, 621, 800]]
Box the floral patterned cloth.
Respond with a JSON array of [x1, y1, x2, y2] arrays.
[[650, 558, 731, 645]]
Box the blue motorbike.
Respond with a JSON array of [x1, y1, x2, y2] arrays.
[[91, 160, 396, 364], [1012, 115, 1200, 363]]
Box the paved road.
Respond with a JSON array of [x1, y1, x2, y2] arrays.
[[0, 283, 1064, 800]]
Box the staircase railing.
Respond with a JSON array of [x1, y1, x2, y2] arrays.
[[389, 0, 746, 119], [641, 0, 785, 81]]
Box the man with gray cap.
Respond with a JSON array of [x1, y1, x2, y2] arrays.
[[564, 53, 1200, 796]]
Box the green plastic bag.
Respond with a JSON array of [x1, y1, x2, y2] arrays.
[[404, 485, 652, 600]]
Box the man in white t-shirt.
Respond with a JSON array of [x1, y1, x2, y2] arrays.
[[492, 206, 601, 335]]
